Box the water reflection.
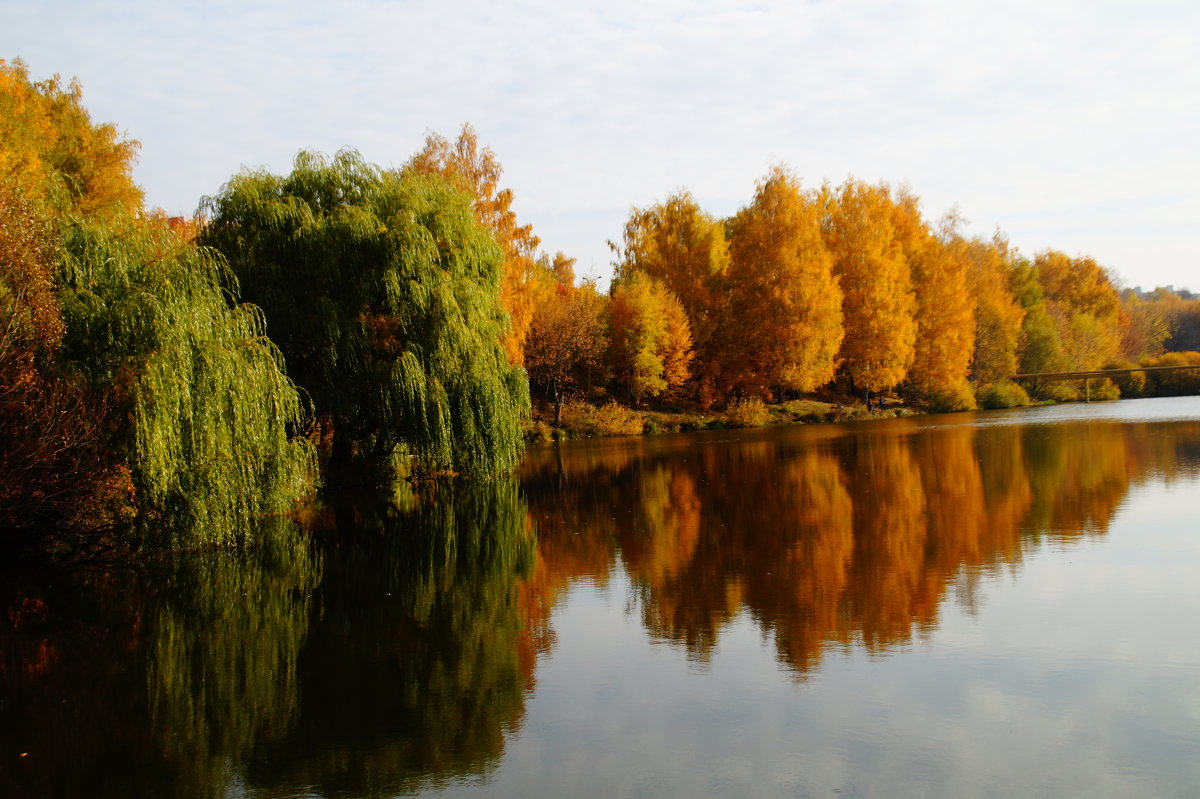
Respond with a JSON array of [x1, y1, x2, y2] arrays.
[[0, 520, 319, 799], [0, 483, 535, 799], [2, 411, 1199, 798], [246, 482, 536, 797], [520, 416, 1200, 677]]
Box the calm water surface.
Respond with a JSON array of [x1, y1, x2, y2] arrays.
[[3, 397, 1199, 798]]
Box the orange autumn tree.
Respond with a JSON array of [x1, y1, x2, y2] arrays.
[[0, 59, 143, 218], [610, 191, 730, 405], [820, 179, 917, 403], [890, 194, 976, 410], [406, 124, 539, 365], [1034, 250, 1127, 373], [607, 272, 694, 406], [525, 253, 607, 426], [724, 166, 843, 400], [964, 235, 1028, 405]]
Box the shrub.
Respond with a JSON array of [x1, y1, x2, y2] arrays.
[[594, 401, 646, 436], [725, 397, 771, 428], [921, 380, 977, 413], [558, 400, 644, 437], [1141, 352, 1200, 396], [977, 381, 1032, 409], [1032, 381, 1079, 402], [1107, 359, 1148, 398], [1088, 378, 1120, 401], [557, 400, 595, 434], [831, 402, 872, 422], [522, 418, 553, 444]]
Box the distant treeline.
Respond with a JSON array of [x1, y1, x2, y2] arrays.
[[2, 58, 1198, 547]]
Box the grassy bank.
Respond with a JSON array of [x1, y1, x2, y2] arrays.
[[523, 395, 918, 443]]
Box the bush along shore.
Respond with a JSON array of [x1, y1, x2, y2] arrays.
[[524, 395, 924, 443]]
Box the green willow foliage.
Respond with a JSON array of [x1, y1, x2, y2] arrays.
[[56, 216, 317, 545], [200, 150, 529, 478]]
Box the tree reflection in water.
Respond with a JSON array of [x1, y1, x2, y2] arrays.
[[0, 519, 319, 799], [521, 417, 1200, 678], [3, 416, 1198, 798], [0, 481, 536, 799], [247, 481, 536, 797]]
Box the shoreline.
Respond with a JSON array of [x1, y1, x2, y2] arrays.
[[523, 396, 924, 443]]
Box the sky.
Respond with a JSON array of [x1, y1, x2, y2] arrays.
[[5, 0, 1198, 291]]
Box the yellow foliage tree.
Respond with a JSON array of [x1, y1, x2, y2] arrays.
[[724, 166, 843, 400], [406, 124, 539, 366], [607, 272, 694, 406], [964, 235, 1026, 386], [891, 195, 976, 410], [820, 179, 916, 399], [1034, 250, 1126, 371], [610, 191, 730, 405]]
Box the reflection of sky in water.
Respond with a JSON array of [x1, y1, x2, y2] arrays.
[[909, 394, 1200, 430], [432, 476, 1200, 798]]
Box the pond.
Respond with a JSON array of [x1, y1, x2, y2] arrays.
[[3, 396, 1199, 798]]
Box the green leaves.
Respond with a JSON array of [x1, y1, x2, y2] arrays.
[[201, 149, 529, 479], [56, 216, 318, 545]]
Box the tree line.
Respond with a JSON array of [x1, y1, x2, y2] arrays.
[[544, 170, 1199, 416], [2, 59, 1197, 547]]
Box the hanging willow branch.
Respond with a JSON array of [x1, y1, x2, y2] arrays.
[[200, 149, 530, 479], [55, 215, 318, 546]]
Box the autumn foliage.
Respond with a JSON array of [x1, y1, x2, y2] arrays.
[[2, 55, 1196, 551], [724, 167, 843, 400], [407, 124, 540, 367]]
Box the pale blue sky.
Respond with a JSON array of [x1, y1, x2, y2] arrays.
[[5, 0, 1198, 290]]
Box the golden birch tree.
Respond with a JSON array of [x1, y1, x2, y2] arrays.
[[724, 166, 843, 400], [610, 191, 730, 404], [820, 179, 916, 399]]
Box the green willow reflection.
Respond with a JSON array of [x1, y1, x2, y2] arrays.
[[246, 481, 536, 798], [520, 417, 1200, 677], [0, 520, 319, 799], [0, 481, 536, 799]]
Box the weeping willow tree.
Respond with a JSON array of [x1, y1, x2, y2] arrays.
[[55, 215, 318, 545], [199, 150, 530, 479], [1, 60, 315, 547]]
